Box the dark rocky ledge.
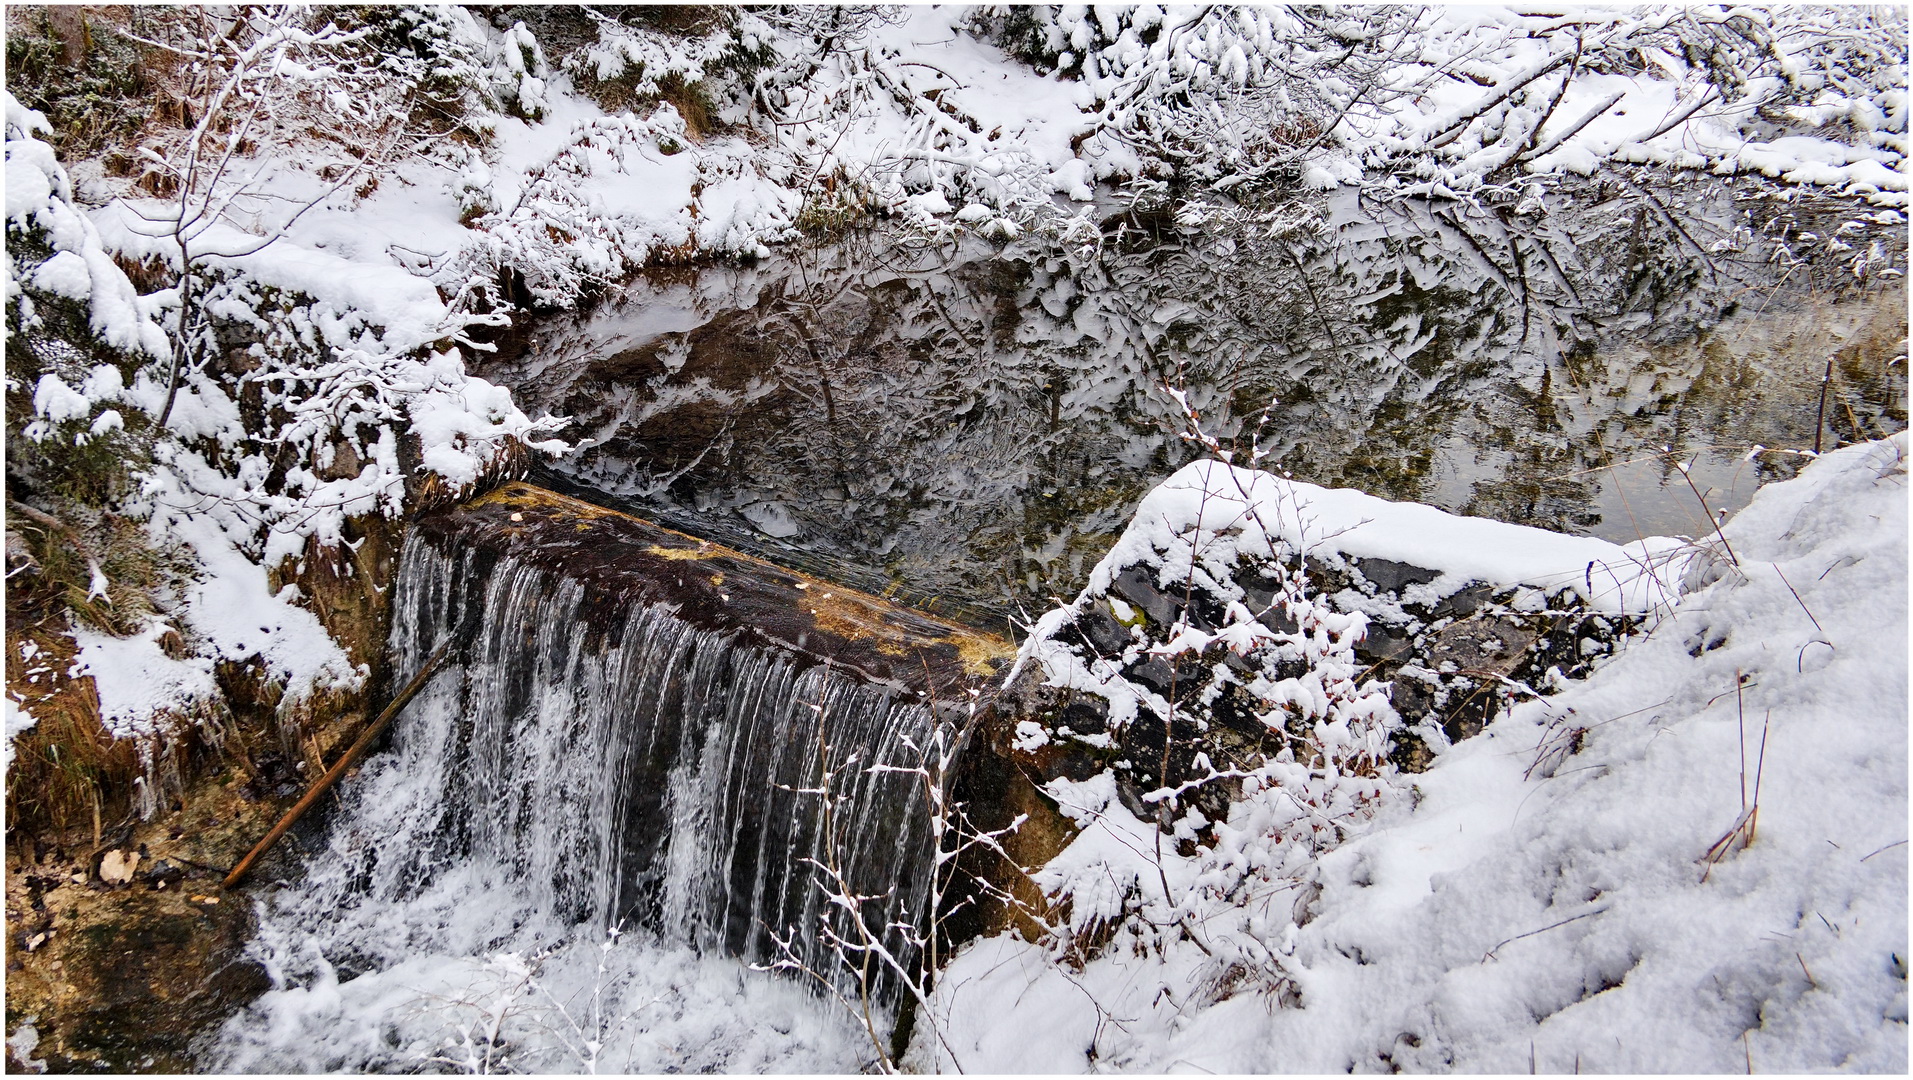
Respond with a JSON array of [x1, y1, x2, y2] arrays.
[[413, 482, 1017, 697]]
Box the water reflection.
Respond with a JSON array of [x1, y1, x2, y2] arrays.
[[479, 179, 1906, 627]]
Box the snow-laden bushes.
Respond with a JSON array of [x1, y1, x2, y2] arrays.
[[61, 4, 1889, 332], [4, 89, 562, 816], [444, 109, 789, 310], [969, 5, 1421, 189], [959, 5, 1908, 203]]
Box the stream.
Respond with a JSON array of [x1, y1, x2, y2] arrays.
[[488, 178, 1906, 629], [205, 178, 1905, 1072]]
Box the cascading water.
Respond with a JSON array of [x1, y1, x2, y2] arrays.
[[207, 525, 945, 1073]]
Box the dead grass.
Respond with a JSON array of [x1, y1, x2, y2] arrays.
[[1699, 675, 1768, 883]]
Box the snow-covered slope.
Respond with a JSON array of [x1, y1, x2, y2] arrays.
[[922, 434, 1907, 1073]]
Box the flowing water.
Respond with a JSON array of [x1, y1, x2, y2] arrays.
[[208, 531, 935, 1072]]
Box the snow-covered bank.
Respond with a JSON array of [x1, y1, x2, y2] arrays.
[[51, 5, 1913, 331], [924, 434, 1907, 1073], [6, 87, 562, 786]]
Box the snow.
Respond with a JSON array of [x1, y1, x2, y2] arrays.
[[920, 434, 1908, 1073], [213, 933, 864, 1074], [30, 372, 93, 425], [1086, 458, 1694, 617], [5, 1018, 44, 1074], [158, 513, 360, 703], [68, 624, 217, 739], [92, 205, 453, 352], [3, 697, 37, 775]]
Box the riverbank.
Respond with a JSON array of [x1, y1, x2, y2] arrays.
[[922, 433, 1908, 1072]]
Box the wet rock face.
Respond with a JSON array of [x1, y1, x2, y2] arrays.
[[3, 768, 309, 1073], [25, 891, 265, 1071], [413, 483, 1016, 696]]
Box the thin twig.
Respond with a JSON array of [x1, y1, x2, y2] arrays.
[[1481, 906, 1609, 962], [1860, 839, 1907, 863]]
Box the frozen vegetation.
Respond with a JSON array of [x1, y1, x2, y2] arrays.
[[3, 3, 1906, 1073]]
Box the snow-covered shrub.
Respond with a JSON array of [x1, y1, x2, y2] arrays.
[[564, 6, 777, 133], [355, 5, 503, 151], [7, 91, 173, 622], [6, 92, 230, 822], [488, 19, 549, 122], [134, 266, 567, 565], [969, 5, 1422, 190], [1356, 6, 1910, 201], [954, 5, 1908, 205], [6, 84, 564, 825], [446, 110, 718, 310]]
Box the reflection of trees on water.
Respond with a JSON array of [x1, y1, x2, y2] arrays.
[[482, 178, 1905, 622]]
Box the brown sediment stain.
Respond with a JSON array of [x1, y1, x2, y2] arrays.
[[954, 630, 1018, 676], [645, 543, 721, 561]]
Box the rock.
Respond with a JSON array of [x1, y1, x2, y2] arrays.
[[1240, 584, 1299, 634], [11, 889, 269, 1071], [140, 860, 186, 890], [1355, 621, 1415, 666], [416, 484, 1014, 693], [1354, 556, 1440, 594], [1110, 565, 1180, 627], [1055, 700, 1110, 737], [1389, 665, 1441, 723], [1389, 730, 1435, 773], [1426, 615, 1538, 674], [1430, 582, 1494, 620], [1071, 602, 1132, 657], [98, 850, 139, 886], [1126, 653, 1208, 697]]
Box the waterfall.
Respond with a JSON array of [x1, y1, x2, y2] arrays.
[[209, 525, 948, 1071], [389, 531, 937, 974]]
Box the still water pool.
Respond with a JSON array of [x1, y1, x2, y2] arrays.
[[484, 180, 1906, 627]]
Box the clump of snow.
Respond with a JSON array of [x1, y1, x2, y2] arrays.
[[1081, 457, 1692, 617], [920, 434, 1907, 1072], [6, 92, 169, 360], [3, 697, 38, 775], [68, 623, 217, 739], [5, 1018, 45, 1074]]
